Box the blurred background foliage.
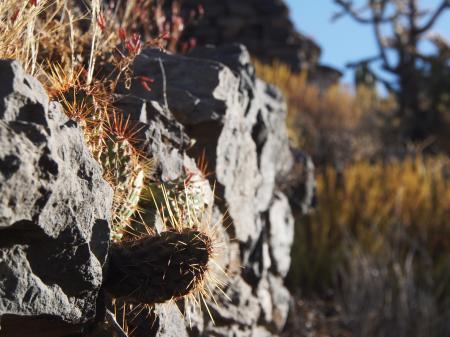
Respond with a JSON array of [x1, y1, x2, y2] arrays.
[[255, 61, 397, 166], [255, 3, 450, 332]]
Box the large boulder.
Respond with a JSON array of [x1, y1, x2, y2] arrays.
[[122, 44, 294, 336], [0, 60, 113, 334], [131, 44, 292, 250]]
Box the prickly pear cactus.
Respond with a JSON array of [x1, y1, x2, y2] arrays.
[[104, 228, 212, 304]]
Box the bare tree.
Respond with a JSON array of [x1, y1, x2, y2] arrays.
[[333, 0, 450, 140]]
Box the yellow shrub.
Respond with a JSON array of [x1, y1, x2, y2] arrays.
[[290, 155, 450, 297], [254, 61, 396, 164]]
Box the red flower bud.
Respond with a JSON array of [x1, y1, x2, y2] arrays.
[[198, 4, 205, 16], [137, 76, 154, 92], [118, 27, 127, 42], [97, 11, 106, 31]]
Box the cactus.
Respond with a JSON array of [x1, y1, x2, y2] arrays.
[[49, 64, 223, 324], [142, 167, 213, 231], [107, 178, 227, 325], [100, 137, 145, 240], [104, 228, 212, 304], [49, 70, 147, 240]]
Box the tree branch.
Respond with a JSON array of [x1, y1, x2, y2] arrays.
[[416, 0, 450, 34], [346, 55, 382, 68], [366, 66, 397, 93], [345, 56, 397, 93], [333, 0, 398, 23], [373, 3, 396, 72]]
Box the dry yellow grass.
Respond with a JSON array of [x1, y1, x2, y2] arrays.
[[256, 56, 449, 337], [0, 0, 50, 74], [290, 155, 450, 299]]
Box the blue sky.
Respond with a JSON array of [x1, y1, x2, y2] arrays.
[[285, 0, 450, 86]]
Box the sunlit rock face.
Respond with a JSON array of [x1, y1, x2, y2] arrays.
[[0, 60, 113, 335]]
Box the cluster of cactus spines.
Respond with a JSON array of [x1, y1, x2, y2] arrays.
[[110, 174, 227, 328], [102, 113, 156, 240], [47, 65, 152, 240], [105, 228, 213, 304], [151, 182, 228, 307], [102, 139, 145, 240], [147, 162, 215, 230]]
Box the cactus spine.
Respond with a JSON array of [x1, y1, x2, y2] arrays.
[[105, 229, 212, 304]]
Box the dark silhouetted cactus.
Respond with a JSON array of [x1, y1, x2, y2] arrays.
[[104, 228, 213, 304]]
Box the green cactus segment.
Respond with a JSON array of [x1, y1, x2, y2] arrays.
[[105, 229, 212, 304], [100, 138, 145, 240], [52, 77, 148, 241], [176, 173, 208, 221], [140, 171, 211, 232]]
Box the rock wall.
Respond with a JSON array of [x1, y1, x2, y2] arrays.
[[0, 44, 308, 337], [177, 0, 341, 84], [180, 0, 319, 72], [121, 44, 295, 337]]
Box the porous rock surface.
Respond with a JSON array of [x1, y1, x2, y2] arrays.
[[0, 60, 113, 335], [117, 43, 299, 337]]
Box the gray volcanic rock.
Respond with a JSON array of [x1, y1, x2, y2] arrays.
[[206, 276, 261, 327], [172, 0, 342, 87], [154, 304, 189, 337], [114, 95, 188, 182], [131, 47, 262, 246], [268, 193, 294, 278], [132, 48, 241, 126], [0, 60, 113, 329], [267, 274, 290, 332], [126, 44, 295, 336], [252, 327, 276, 337], [281, 149, 316, 215], [131, 45, 293, 250]]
